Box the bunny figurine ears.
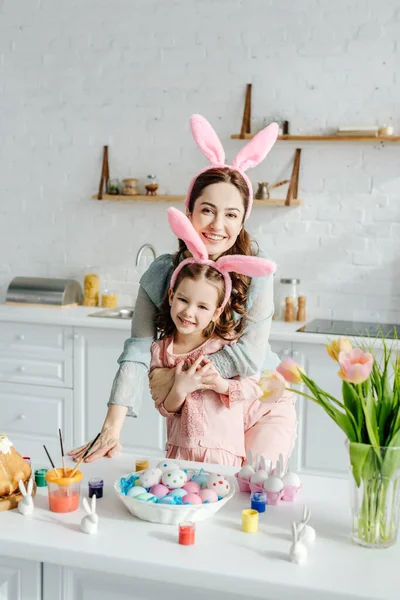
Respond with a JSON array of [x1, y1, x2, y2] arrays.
[[168, 207, 276, 308], [186, 114, 279, 220]]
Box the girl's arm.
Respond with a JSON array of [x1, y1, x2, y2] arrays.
[[219, 374, 262, 408], [208, 275, 280, 378]]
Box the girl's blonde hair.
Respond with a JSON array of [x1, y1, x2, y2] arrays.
[[156, 263, 244, 340]]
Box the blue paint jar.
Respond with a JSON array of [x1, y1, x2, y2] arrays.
[[88, 478, 104, 499], [251, 491, 267, 513]]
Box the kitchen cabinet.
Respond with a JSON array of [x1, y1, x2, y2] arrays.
[[73, 327, 166, 457], [0, 556, 41, 600]]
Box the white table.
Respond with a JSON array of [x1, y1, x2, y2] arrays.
[[0, 454, 398, 600]]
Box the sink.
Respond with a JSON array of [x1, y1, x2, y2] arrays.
[[88, 307, 134, 319]]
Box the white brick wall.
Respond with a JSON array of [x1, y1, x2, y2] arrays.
[[0, 0, 399, 321]]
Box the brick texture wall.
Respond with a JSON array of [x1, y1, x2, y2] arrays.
[[1, 0, 399, 320]]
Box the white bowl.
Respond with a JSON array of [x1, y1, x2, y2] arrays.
[[114, 469, 235, 525]]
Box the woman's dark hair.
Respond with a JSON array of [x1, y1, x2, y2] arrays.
[[156, 262, 244, 340], [173, 167, 257, 317]]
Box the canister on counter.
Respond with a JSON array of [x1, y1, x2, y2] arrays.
[[83, 273, 100, 307]]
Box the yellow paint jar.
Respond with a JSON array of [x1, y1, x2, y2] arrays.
[[242, 509, 259, 533]]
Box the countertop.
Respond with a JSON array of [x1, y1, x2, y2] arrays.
[[0, 304, 398, 348], [0, 454, 398, 600]]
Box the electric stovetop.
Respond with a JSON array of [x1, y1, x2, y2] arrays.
[[297, 319, 399, 339]]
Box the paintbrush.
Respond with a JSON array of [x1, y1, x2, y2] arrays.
[[69, 432, 101, 478], [58, 429, 67, 477], [43, 444, 62, 477]]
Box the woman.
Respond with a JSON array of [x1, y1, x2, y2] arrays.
[[69, 114, 297, 466]]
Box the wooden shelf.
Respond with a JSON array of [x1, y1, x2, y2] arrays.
[[231, 134, 400, 142], [254, 198, 303, 207], [92, 194, 186, 202]]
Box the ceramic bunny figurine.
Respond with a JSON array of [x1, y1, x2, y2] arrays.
[[289, 521, 307, 565], [18, 478, 34, 515], [80, 495, 98, 535], [298, 505, 316, 544]]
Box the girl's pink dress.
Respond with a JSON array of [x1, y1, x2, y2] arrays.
[[151, 336, 268, 467]]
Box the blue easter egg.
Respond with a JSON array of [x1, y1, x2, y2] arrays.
[[168, 488, 188, 498], [126, 485, 147, 497]]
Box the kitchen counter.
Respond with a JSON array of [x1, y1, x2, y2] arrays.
[[0, 304, 398, 349], [0, 454, 398, 600]]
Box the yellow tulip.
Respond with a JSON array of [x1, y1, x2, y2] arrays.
[[326, 337, 352, 361]]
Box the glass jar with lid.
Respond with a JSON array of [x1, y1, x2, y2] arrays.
[[276, 278, 300, 320]]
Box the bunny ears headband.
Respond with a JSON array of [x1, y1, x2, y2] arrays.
[[168, 207, 277, 309], [186, 114, 279, 221]]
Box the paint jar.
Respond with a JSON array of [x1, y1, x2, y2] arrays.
[[88, 478, 104, 499], [178, 521, 195, 545], [23, 456, 31, 466], [242, 509, 259, 533], [45, 468, 83, 513], [135, 459, 149, 472], [251, 491, 267, 513], [34, 468, 48, 487]]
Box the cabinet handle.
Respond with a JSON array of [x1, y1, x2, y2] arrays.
[[18, 366, 26, 373], [17, 414, 26, 420], [292, 350, 300, 359], [16, 334, 25, 341], [281, 348, 291, 357], [73, 334, 79, 340]]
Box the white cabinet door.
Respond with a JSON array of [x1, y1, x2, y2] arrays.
[[0, 555, 41, 600], [269, 339, 292, 361], [0, 382, 73, 462], [291, 342, 349, 476], [73, 328, 165, 456]]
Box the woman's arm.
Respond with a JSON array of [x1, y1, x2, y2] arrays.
[[208, 275, 280, 378]]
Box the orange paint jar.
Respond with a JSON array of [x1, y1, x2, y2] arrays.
[[45, 468, 83, 513]]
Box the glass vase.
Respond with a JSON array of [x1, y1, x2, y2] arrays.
[[348, 442, 400, 548]]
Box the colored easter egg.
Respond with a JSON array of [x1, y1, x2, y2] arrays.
[[161, 469, 186, 489], [139, 468, 162, 488], [135, 493, 158, 503], [157, 459, 179, 473], [167, 488, 188, 498], [191, 472, 208, 489], [149, 483, 170, 498], [183, 481, 201, 494], [198, 489, 218, 503], [207, 473, 230, 498], [183, 493, 202, 505], [158, 496, 176, 505], [126, 485, 147, 498]]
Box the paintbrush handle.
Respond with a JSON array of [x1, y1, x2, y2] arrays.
[[69, 432, 101, 478]]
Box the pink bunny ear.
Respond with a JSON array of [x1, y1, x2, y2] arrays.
[[190, 114, 225, 165], [167, 207, 208, 261], [216, 255, 277, 278], [232, 122, 279, 172]]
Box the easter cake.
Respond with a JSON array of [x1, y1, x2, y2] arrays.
[[0, 434, 35, 511]]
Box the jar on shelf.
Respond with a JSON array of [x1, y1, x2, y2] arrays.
[[122, 178, 140, 196], [276, 278, 300, 321], [83, 273, 100, 307], [107, 179, 120, 195], [101, 289, 118, 309], [145, 174, 158, 196]]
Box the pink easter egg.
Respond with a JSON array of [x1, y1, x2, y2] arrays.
[[149, 484, 170, 498], [182, 493, 202, 505], [198, 489, 218, 503], [183, 481, 201, 494]]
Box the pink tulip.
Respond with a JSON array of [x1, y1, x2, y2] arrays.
[[276, 358, 305, 384], [338, 348, 374, 384], [259, 371, 286, 403]]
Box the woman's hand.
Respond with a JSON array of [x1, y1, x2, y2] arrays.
[[68, 404, 127, 463], [149, 367, 176, 407]]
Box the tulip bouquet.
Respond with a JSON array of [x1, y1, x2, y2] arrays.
[[273, 337, 400, 548]]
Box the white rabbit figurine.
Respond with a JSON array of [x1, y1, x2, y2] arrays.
[[289, 521, 308, 565], [298, 505, 316, 544], [80, 495, 98, 535], [18, 478, 34, 515]]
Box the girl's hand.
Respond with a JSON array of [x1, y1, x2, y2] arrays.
[[68, 428, 122, 463], [200, 358, 229, 395], [173, 355, 217, 398], [149, 367, 176, 407]]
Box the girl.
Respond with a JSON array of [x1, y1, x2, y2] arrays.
[[151, 208, 277, 466], [69, 114, 297, 466]]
